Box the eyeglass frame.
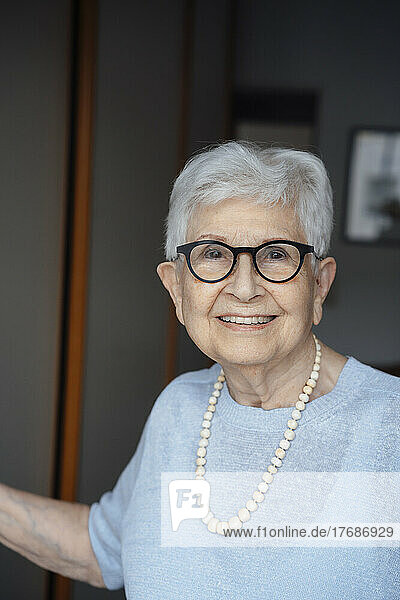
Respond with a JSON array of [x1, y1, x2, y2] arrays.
[[173, 239, 324, 284]]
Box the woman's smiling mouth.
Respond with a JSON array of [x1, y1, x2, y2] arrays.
[[216, 315, 277, 330]]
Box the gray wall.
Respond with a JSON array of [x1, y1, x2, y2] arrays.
[[0, 1, 69, 598], [73, 1, 184, 598], [234, 0, 400, 365]]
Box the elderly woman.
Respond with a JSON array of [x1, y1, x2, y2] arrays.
[[84, 141, 400, 598], [1, 141, 398, 597]]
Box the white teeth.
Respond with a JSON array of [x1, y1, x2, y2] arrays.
[[220, 315, 275, 324]]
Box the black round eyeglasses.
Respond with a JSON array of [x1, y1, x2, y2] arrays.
[[173, 239, 324, 284]]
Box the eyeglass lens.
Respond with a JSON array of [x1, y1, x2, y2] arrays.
[[189, 242, 301, 282]]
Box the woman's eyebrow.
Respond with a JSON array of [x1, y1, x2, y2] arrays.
[[195, 233, 292, 243], [196, 234, 226, 241]]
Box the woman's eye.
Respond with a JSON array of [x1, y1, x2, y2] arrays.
[[258, 246, 288, 261], [267, 250, 286, 260], [204, 249, 222, 259]]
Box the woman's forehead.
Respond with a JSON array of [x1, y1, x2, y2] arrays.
[[187, 199, 303, 242]]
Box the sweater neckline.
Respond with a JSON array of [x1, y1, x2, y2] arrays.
[[210, 355, 356, 431]]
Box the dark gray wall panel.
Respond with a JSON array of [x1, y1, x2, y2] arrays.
[[0, 1, 70, 598]]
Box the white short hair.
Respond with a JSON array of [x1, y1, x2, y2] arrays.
[[163, 141, 334, 276]]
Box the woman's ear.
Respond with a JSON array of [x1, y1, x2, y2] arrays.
[[313, 257, 336, 326], [156, 261, 185, 325]]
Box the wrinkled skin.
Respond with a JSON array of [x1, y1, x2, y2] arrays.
[[157, 198, 347, 410]]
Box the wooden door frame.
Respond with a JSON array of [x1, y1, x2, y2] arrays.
[[48, 1, 98, 598]]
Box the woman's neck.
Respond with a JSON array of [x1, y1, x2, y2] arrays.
[[219, 339, 347, 411]]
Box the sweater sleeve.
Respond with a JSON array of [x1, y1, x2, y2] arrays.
[[87, 413, 152, 590]]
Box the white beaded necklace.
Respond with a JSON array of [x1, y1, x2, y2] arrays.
[[195, 333, 321, 535]]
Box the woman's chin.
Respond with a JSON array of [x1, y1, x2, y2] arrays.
[[213, 351, 273, 367]]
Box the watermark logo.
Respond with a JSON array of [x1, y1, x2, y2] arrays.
[[161, 471, 400, 546], [168, 479, 210, 531]]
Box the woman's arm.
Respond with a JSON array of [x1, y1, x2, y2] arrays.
[[0, 483, 105, 588]]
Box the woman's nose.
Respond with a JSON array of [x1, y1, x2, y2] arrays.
[[227, 253, 260, 300]]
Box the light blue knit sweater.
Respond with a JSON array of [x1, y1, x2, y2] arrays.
[[89, 355, 400, 599]]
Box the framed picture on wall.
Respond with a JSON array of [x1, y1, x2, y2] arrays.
[[343, 127, 400, 244]]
